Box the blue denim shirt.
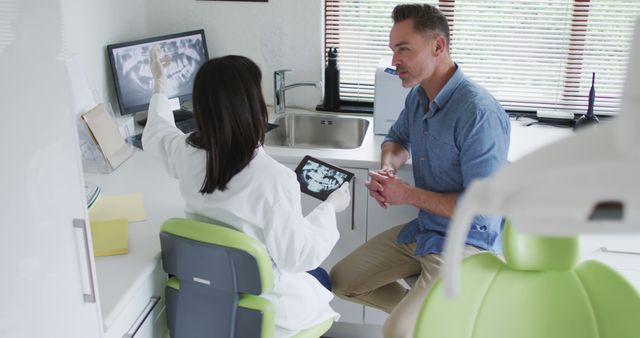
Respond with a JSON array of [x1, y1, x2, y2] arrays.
[[384, 66, 510, 256]]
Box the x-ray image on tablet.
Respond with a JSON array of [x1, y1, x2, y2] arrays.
[[294, 156, 354, 201]]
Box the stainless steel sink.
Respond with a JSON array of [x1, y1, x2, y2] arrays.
[[264, 112, 370, 149]]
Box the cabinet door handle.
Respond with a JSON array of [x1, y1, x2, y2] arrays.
[[601, 247, 640, 256], [351, 176, 356, 230], [123, 296, 161, 338], [73, 218, 96, 303]]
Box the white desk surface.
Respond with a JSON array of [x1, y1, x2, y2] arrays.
[[85, 112, 574, 330], [85, 151, 183, 331]]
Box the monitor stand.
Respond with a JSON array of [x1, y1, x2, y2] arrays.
[[136, 109, 193, 127]]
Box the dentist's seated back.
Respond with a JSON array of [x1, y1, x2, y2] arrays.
[[142, 48, 350, 338]]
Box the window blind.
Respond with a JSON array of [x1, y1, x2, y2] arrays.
[[324, 0, 640, 115]]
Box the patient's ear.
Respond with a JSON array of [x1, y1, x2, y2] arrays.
[[433, 35, 446, 55]]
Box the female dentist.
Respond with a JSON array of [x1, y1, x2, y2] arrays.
[[142, 48, 350, 337]]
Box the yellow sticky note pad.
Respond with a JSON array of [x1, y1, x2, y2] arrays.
[[90, 218, 128, 257], [89, 192, 145, 222]]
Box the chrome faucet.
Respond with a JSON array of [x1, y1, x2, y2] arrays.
[[273, 69, 321, 115]]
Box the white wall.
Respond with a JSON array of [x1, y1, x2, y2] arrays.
[[41, 0, 325, 115], [145, 0, 324, 109], [59, 0, 148, 112]]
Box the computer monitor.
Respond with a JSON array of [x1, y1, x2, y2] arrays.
[[107, 29, 209, 116]]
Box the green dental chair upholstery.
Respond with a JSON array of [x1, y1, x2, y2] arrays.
[[413, 221, 640, 338], [160, 218, 333, 338]]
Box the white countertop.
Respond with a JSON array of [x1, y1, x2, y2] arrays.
[[265, 107, 574, 168], [85, 151, 183, 331]]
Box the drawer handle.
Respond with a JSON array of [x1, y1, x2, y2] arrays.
[[122, 296, 161, 338], [73, 218, 96, 303], [351, 176, 356, 230], [601, 247, 640, 256]]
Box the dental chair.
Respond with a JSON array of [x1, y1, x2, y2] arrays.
[[160, 218, 333, 338], [413, 221, 640, 338]]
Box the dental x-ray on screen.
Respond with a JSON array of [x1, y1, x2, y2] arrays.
[[107, 30, 209, 115], [295, 156, 354, 201]]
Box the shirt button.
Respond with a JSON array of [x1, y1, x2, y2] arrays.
[[421, 156, 425, 160]]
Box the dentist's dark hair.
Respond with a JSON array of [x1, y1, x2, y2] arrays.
[[187, 55, 268, 193], [392, 3, 450, 50]]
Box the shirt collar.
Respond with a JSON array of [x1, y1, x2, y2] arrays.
[[421, 63, 464, 119]]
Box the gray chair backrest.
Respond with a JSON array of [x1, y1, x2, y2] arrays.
[[160, 229, 265, 338]]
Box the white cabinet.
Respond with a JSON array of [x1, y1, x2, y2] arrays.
[[1, 2, 103, 337], [2, 119, 103, 338], [101, 263, 167, 338], [582, 249, 640, 290], [579, 234, 640, 291], [2, 3, 171, 337], [282, 162, 369, 324], [580, 234, 640, 257]]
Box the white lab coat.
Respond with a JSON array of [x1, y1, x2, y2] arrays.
[[142, 93, 340, 337]]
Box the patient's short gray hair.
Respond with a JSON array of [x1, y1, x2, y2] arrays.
[[392, 3, 450, 48]]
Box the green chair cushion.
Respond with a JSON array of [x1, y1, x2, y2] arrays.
[[575, 260, 640, 338], [414, 247, 640, 338], [502, 220, 579, 271]]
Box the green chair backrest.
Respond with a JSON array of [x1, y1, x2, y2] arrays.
[[414, 221, 640, 338]]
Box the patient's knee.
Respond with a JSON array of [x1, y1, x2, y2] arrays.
[[329, 261, 358, 298]]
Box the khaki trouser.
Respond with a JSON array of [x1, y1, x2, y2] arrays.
[[330, 224, 482, 338]]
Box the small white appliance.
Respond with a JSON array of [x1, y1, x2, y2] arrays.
[[374, 55, 411, 135]]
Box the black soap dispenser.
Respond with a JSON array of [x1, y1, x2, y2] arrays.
[[323, 47, 340, 110]]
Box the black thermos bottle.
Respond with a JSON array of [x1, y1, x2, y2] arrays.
[[323, 47, 340, 110]]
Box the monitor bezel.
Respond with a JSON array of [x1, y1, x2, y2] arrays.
[[106, 29, 209, 115]]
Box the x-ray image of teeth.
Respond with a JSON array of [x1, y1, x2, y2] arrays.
[[112, 35, 206, 110], [300, 160, 347, 194]]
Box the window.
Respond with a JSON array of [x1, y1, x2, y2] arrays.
[[325, 0, 640, 115]]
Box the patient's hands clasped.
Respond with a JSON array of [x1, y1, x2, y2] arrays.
[[366, 170, 412, 209]]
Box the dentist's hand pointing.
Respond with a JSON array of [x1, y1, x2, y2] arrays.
[[149, 45, 167, 94]]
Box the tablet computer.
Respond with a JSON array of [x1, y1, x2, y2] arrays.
[[294, 155, 354, 201]]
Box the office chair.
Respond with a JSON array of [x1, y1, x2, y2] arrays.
[[413, 221, 640, 338], [160, 218, 333, 338]]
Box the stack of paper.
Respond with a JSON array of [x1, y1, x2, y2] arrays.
[[88, 192, 145, 257], [90, 219, 129, 256]]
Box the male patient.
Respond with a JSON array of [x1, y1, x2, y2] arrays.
[[330, 4, 510, 338]]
